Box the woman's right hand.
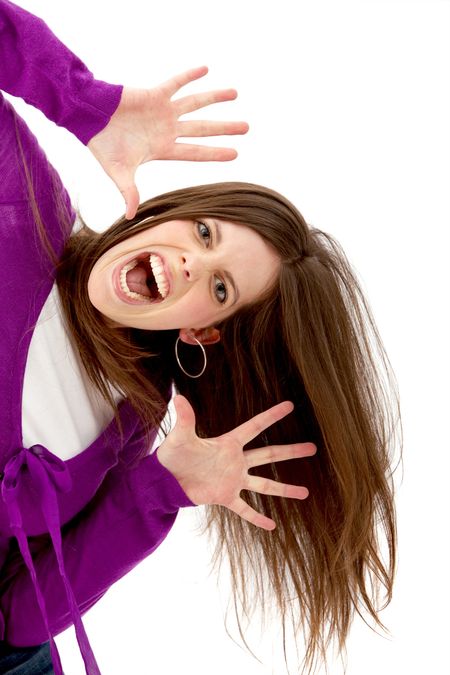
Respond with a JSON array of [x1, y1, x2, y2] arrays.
[[156, 395, 316, 531], [87, 67, 249, 219]]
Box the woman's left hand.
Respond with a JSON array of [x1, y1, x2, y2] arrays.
[[157, 395, 317, 531], [87, 67, 249, 219]]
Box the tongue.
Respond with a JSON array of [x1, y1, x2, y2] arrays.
[[126, 264, 152, 297]]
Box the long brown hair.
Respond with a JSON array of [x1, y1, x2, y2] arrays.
[[54, 182, 401, 673]]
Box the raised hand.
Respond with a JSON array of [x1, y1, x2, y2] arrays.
[[87, 67, 249, 219], [156, 395, 316, 531]]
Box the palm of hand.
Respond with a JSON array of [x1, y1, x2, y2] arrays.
[[91, 87, 180, 167], [157, 395, 316, 531], [164, 432, 252, 507]]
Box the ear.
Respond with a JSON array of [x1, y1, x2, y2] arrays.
[[178, 327, 221, 346]]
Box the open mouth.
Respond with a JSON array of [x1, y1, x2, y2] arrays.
[[119, 252, 169, 303]]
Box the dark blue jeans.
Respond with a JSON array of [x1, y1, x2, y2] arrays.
[[0, 642, 54, 674]]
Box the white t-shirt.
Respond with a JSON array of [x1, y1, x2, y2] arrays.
[[21, 284, 123, 460]]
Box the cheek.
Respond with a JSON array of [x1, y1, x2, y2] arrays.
[[176, 290, 218, 326], [86, 270, 100, 305], [180, 297, 209, 319]]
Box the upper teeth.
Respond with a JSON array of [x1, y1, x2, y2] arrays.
[[150, 254, 169, 298]]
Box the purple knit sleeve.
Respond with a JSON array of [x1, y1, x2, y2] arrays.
[[0, 0, 198, 650], [0, 0, 123, 145], [0, 450, 195, 646]]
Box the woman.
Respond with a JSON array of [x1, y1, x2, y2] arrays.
[[0, 1, 400, 674]]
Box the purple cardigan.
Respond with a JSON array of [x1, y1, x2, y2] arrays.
[[0, 2, 195, 673]]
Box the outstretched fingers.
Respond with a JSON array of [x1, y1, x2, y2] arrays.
[[226, 460, 311, 531], [161, 66, 209, 98], [232, 401, 295, 447], [176, 120, 249, 138], [245, 475, 309, 500], [169, 143, 239, 162], [245, 442, 317, 469], [228, 497, 276, 531], [175, 88, 239, 115]]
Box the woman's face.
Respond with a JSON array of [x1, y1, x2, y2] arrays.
[[87, 218, 280, 332]]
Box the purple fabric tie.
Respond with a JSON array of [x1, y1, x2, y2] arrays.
[[1, 445, 102, 675]]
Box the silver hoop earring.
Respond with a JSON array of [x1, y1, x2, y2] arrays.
[[175, 335, 207, 379]]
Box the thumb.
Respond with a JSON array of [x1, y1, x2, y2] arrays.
[[121, 183, 140, 220], [108, 164, 140, 219], [172, 394, 197, 433]]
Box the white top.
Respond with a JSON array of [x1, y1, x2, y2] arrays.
[[21, 284, 123, 460]]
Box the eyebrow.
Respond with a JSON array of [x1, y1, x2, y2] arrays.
[[213, 219, 240, 305]]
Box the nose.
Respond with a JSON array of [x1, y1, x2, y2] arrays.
[[180, 252, 204, 282]]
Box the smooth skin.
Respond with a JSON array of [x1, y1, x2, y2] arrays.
[[87, 217, 281, 334], [86, 67, 315, 529], [88, 66, 249, 219], [157, 397, 317, 531]]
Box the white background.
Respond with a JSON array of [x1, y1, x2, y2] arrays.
[[6, 1, 450, 674]]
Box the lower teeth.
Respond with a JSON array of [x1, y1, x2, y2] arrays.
[[119, 260, 153, 302], [124, 289, 151, 301]]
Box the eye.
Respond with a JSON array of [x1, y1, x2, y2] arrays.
[[196, 220, 228, 304], [196, 221, 211, 246], [214, 277, 228, 304]]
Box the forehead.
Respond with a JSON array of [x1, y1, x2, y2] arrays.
[[218, 219, 280, 302]]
